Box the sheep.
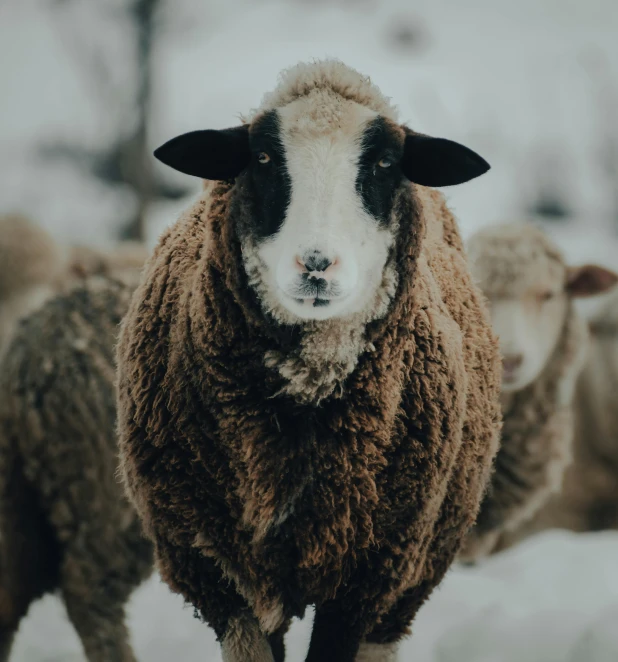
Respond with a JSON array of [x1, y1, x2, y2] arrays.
[[459, 222, 618, 561], [0, 276, 154, 662], [495, 283, 618, 544], [0, 213, 148, 358], [0, 214, 65, 356], [116, 59, 502, 662], [67, 241, 149, 287]]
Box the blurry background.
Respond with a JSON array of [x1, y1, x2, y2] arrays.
[[2, 0, 618, 660]]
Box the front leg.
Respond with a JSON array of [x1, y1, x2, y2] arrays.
[[155, 539, 276, 662], [356, 643, 399, 661], [305, 601, 364, 662], [268, 622, 290, 662], [222, 613, 275, 662]]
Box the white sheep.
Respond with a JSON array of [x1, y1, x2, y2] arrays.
[[499, 283, 618, 540], [460, 222, 617, 560]]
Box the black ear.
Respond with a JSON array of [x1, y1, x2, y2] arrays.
[[401, 133, 490, 187], [154, 125, 250, 181]]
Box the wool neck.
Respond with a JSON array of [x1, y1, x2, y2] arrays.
[[196, 181, 422, 405]]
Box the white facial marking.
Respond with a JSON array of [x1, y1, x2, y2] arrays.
[[489, 292, 568, 392], [255, 99, 395, 322]]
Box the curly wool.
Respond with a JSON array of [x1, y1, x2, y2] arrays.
[[0, 277, 153, 662], [460, 223, 588, 560], [117, 60, 501, 658], [247, 59, 398, 123], [118, 182, 500, 642]]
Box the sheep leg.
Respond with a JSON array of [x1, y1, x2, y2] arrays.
[[60, 550, 138, 662], [62, 588, 136, 662], [221, 613, 275, 662], [268, 621, 290, 662], [0, 451, 60, 661], [305, 602, 363, 662], [155, 540, 276, 661], [356, 642, 399, 661]]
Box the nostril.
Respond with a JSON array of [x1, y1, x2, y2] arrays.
[[502, 354, 523, 372], [303, 253, 332, 273]]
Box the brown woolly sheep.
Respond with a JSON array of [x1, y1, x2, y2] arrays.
[[0, 277, 153, 662], [117, 59, 501, 662], [0, 213, 148, 358], [496, 283, 618, 544], [460, 223, 618, 561]]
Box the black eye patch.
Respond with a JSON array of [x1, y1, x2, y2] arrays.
[[355, 117, 405, 227], [250, 111, 287, 164], [239, 110, 292, 241]]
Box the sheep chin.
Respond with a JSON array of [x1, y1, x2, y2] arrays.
[[262, 262, 398, 405]]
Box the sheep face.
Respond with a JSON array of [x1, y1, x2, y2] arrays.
[[469, 223, 618, 392], [154, 90, 490, 322], [242, 104, 403, 322], [488, 289, 569, 391]]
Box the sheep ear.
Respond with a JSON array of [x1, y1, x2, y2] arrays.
[[401, 133, 490, 187], [154, 125, 250, 181], [566, 265, 618, 298]]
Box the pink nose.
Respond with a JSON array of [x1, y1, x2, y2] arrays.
[[295, 252, 338, 276], [502, 354, 523, 373]]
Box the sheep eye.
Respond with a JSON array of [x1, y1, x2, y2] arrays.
[[378, 157, 392, 169], [258, 152, 271, 164], [538, 291, 554, 302]]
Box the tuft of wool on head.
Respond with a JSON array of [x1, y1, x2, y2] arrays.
[[246, 59, 399, 122], [467, 222, 566, 298]]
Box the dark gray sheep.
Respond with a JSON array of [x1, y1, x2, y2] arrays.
[[0, 277, 153, 662]]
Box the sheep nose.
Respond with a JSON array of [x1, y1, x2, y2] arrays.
[[296, 252, 337, 275], [502, 354, 523, 372]]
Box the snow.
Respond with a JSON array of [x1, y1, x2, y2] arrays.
[[3, 0, 618, 660], [9, 531, 618, 661], [3, 0, 618, 251]]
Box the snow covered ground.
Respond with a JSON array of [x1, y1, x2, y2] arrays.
[[2, 0, 618, 660], [10, 531, 618, 662]]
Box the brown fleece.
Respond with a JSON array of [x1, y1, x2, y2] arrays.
[[461, 224, 588, 560], [0, 278, 153, 662], [117, 162, 500, 662]]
